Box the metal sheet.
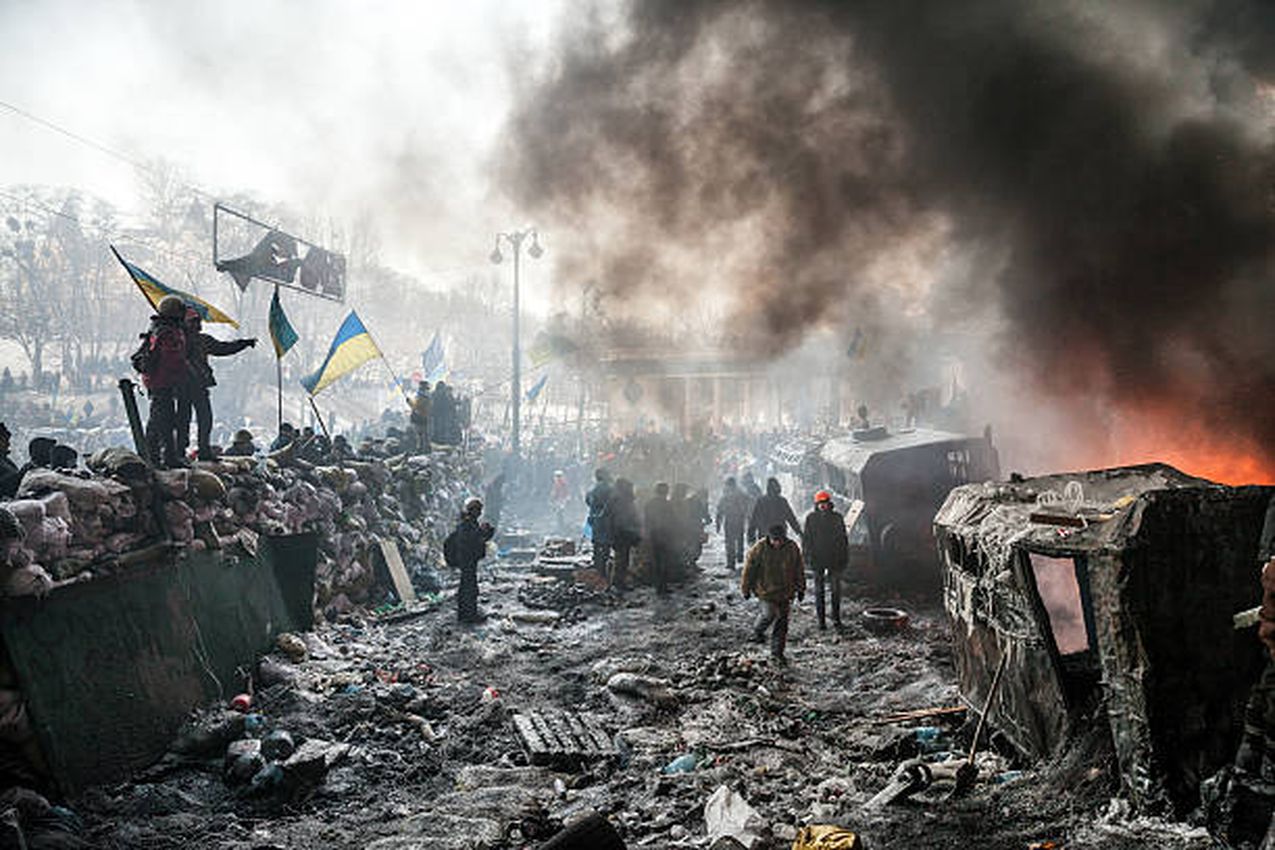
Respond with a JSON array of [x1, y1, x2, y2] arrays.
[[0, 532, 315, 793]]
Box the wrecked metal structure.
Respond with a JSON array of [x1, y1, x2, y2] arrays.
[[935, 464, 1271, 814], [815, 427, 1000, 581]]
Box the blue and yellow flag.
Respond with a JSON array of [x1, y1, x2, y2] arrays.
[[526, 373, 548, 402], [269, 288, 298, 358], [111, 245, 238, 327], [421, 332, 446, 382], [300, 311, 381, 396]]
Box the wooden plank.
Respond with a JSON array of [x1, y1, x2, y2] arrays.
[[377, 537, 417, 605]]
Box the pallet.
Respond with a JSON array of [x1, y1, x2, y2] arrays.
[[511, 710, 616, 767]]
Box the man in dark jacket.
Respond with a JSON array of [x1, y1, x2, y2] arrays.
[[451, 498, 495, 623], [0, 424, 19, 499], [716, 477, 751, 571], [586, 469, 614, 578], [644, 482, 675, 595], [748, 477, 801, 543], [803, 490, 849, 630], [741, 524, 805, 664], [138, 295, 191, 468], [609, 478, 641, 592], [177, 309, 255, 461], [410, 381, 431, 454]]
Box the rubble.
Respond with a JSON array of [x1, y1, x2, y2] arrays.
[[0, 445, 482, 611]]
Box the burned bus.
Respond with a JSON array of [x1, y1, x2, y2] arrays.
[[811, 427, 1000, 586]]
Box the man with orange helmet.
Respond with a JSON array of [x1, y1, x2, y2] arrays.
[[803, 490, 849, 631]]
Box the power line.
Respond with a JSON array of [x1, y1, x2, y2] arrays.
[[0, 97, 213, 201]]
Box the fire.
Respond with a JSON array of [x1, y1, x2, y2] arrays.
[[1105, 406, 1275, 486]]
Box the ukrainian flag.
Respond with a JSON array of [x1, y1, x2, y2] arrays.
[[300, 311, 381, 396], [269, 288, 298, 357], [111, 245, 238, 327]]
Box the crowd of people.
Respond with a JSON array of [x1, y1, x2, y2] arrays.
[[576, 460, 853, 665]]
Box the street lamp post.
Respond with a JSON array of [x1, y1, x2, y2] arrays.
[[490, 228, 543, 461]]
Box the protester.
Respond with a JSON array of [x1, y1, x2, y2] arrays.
[[49, 444, 78, 471], [741, 471, 763, 541], [550, 470, 571, 534], [609, 477, 641, 593], [741, 523, 805, 665], [484, 473, 506, 527], [18, 437, 54, 483], [331, 434, 355, 461], [410, 381, 431, 454], [803, 490, 849, 630], [716, 476, 751, 571], [748, 477, 802, 542], [134, 295, 190, 468], [643, 482, 675, 595], [586, 469, 614, 577], [176, 308, 255, 461], [445, 498, 495, 623], [270, 423, 297, 452], [0, 424, 19, 499], [225, 429, 257, 457]]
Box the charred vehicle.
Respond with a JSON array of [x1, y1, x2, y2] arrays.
[[811, 427, 1000, 585]]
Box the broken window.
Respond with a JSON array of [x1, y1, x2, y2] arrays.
[[1027, 553, 1092, 655]]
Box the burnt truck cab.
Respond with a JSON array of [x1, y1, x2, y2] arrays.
[[814, 427, 1000, 586]]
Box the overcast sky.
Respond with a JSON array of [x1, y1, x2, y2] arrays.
[[0, 0, 564, 298]]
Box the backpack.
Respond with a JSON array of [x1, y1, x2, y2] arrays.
[[443, 529, 460, 567], [139, 324, 189, 390], [130, 336, 154, 375]]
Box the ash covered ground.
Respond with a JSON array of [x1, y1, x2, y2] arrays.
[[78, 533, 1211, 850]]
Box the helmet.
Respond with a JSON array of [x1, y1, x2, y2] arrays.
[[233, 429, 253, 444], [814, 490, 832, 503], [464, 498, 483, 516], [157, 295, 186, 318]]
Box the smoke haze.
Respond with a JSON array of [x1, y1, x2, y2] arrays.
[[499, 0, 1275, 481]]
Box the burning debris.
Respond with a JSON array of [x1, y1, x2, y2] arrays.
[[935, 464, 1272, 819]]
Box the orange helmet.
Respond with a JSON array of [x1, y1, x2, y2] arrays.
[[814, 490, 832, 503]]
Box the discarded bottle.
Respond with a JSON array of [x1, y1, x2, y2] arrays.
[[661, 752, 699, 774], [243, 713, 267, 736], [913, 726, 943, 752]]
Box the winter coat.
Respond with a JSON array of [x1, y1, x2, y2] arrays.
[[643, 495, 674, 544], [586, 481, 614, 545], [803, 507, 849, 571], [0, 456, 18, 499], [609, 484, 642, 548], [716, 486, 751, 531], [748, 478, 801, 540], [741, 537, 805, 603], [453, 515, 494, 568], [187, 333, 253, 390]]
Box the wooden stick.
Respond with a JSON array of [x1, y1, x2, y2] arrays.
[[872, 705, 968, 725]]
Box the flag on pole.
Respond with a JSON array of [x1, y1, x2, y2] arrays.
[[421, 332, 445, 381], [268, 288, 298, 357], [526, 373, 549, 402], [111, 245, 238, 327], [300, 311, 381, 396]]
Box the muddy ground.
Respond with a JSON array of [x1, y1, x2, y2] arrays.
[[77, 534, 1215, 849]]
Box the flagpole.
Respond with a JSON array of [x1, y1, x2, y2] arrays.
[[362, 322, 413, 408], [274, 284, 284, 434], [308, 395, 333, 442]]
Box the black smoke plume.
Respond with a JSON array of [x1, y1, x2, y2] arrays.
[[499, 0, 1275, 475]]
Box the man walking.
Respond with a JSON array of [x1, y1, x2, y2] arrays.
[[609, 478, 641, 593], [716, 477, 751, 571], [644, 482, 675, 595], [586, 469, 614, 578], [741, 523, 805, 664], [803, 491, 849, 630], [747, 477, 802, 543]]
